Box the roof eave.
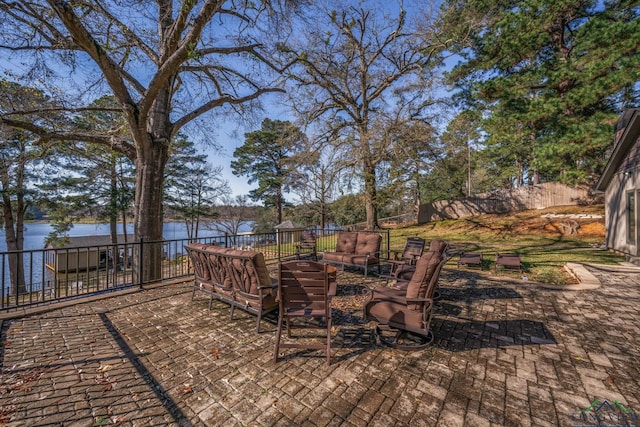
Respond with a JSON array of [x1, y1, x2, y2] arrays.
[[595, 110, 640, 192]]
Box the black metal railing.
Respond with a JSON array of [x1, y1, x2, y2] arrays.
[[0, 228, 390, 312]]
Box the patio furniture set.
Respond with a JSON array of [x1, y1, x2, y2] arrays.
[[185, 231, 450, 364], [185, 232, 522, 364]]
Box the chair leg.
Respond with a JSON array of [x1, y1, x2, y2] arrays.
[[256, 312, 262, 334], [208, 294, 214, 310], [230, 304, 235, 320], [326, 314, 332, 365], [274, 315, 284, 363], [375, 324, 434, 350]]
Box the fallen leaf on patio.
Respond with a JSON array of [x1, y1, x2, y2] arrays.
[[96, 364, 113, 373], [575, 357, 582, 361], [102, 383, 113, 391], [182, 384, 193, 394], [607, 375, 616, 382], [111, 415, 127, 425], [211, 348, 220, 359]]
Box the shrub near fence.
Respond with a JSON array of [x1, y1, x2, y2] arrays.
[[418, 183, 600, 222]]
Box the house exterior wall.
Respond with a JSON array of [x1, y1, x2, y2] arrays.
[[604, 135, 640, 258]]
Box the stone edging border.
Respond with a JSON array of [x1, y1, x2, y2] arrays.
[[539, 262, 640, 291]]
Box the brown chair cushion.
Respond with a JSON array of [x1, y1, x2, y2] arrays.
[[366, 299, 424, 331], [323, 252, 348, 263], [355, 233, 381, 255], [343, 254, 379, 266], [394, 264, 415, 281], [241, 290, 278, 310], [335, 232, 358, 253], [428, 239, 447, 255], [251, 251, 274, 295], [405, 251, 442, 311], [225, 249, 273, 297]]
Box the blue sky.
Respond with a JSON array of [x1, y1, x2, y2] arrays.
[[0, 0, 436, 201], [200, 91, 294, 199]]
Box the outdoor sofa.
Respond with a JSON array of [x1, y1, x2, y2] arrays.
[[322, 231, 382, 277], [185, 243, 278, 333]]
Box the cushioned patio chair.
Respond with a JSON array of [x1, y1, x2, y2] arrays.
[[363, 249, 447, 350], [295, 231, 317, 261], [393, 239, 448, 281], [274, 261, 332, 365], [388, 237, 425, 277]]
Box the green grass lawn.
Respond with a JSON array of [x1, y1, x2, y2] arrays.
[[386, 204, 625, 286]]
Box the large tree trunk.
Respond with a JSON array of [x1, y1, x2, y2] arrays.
[[133, 136, 169, 284], [360, 130, 379, 230], [276, 188, 283, 225], [2, 202, 26, 295], [109, 164, 118, 244], [363, 163, 378, 230], [1, 142, 27, 295]]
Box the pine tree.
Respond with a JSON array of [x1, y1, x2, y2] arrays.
[[440, 0, 640, 185]]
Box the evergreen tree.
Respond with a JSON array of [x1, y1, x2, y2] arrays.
[[0, 80, 58, 294], [440, 0, 640, 185], [37, 96, 136, 246], [231, 119, 305, 227], [164, 135, 230, 241]]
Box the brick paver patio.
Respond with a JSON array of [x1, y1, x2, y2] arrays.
[[1, 264, 640, 426]]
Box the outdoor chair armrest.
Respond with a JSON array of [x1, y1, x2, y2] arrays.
[[369, 287, 431, 304], [374, 273, 410, 289]]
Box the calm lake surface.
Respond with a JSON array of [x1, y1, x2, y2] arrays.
[[0, 221, 252, 252], [0, 221, 253, 292]]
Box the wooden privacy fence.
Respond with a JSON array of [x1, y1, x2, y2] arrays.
[[418, 183, 600, 222]]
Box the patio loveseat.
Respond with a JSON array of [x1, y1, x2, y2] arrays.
[[185, 243, 278, 333], [322, 231, 382, 277]]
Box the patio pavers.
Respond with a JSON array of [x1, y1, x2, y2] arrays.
[[1, 265, 640, 426]]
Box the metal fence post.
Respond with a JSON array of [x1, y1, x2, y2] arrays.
[[277, 229, 281, 261], [138, 238, 144, 289]]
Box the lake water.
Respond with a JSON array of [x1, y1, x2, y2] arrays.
[[0, 221, 253, 292], [0, 221, 253, 252]]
